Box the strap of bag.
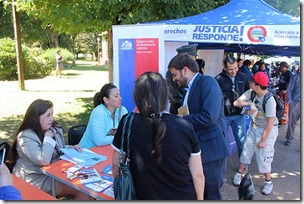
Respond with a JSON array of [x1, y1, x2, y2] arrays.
[[119, 113, 135, 165], [118, 107, 122, 122]]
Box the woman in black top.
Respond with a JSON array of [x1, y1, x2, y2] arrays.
[[112, 72, 205, 200]]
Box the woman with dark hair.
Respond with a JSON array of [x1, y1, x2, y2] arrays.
[[111, 72, 205, 200], [8, 99, 92, 200], [79, 83, 128, 148]]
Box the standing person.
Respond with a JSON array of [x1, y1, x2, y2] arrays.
[[0, 164, 22, 200], [252, 60, 261, 75], [237, 58, 244, 68], [168, 54, 230, 200], [257, 62, 270, 80], [215, 56, 250, 158], [196, 58, 205, 75], [55, 50, 63, 78], [232, 72, 278, 195], [7, 99, 92, 200], [239, 59, 253, 79], [112, 72, 205, 200], [79, 83, 128, 149], [272, 61, 293, 125], [284, 70, 300, 146], [166, 44, 197, 114]]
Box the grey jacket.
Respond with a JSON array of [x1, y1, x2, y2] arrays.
[[13, 127, 64, 193]]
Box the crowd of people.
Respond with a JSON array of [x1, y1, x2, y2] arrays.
[[0, 44, 300, 200]]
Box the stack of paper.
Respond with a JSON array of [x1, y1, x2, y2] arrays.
[[60, 148, 107, 168]]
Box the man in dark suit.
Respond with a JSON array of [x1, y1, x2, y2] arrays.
[[168, 53, 231, 200], [166, 44, 197, 114]]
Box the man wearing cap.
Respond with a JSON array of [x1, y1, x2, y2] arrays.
[[168, 54, 230, 200], [215, 56, 250, 158], [166, 44, 197, 114], [233, 72, 279, 196]]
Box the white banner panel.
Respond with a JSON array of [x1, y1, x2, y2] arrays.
[[163, 25, 300, 46]]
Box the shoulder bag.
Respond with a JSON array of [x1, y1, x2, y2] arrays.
[[114, 112, 136, 200]]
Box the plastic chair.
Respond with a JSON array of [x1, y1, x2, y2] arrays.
[[67, 125, 87, 145]]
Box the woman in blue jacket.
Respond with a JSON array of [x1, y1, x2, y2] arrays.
[[79, 83, 128, 149]]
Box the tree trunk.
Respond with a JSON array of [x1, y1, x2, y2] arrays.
[[12, 0, 25, 90], [72, 35, 76, 66], [108, 29, 113, 83]]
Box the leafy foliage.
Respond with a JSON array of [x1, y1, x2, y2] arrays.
[[0, 37, 53, 80], [75, 33, 98, 55], [41, 48, 74, 66], [0, 38, 16, 80], [264, 0, 300, 16], [15, 0, 229, 34]]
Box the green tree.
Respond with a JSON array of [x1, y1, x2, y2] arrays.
[[0, 1, 61, 49], [0, 1, 14, 39], [9, 0, 300, 81], [265, 0, 300, 16], [15, 0, 229, 82]]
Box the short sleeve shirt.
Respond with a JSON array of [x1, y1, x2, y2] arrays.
[[112, 113, 200, 199], [242, 90, 278, 128]]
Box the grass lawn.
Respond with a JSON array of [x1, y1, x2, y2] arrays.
[[0, 60, 109, 144]]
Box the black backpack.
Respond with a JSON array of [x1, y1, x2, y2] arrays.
[[238, 173, 256, 200], [251, 90, 284, 120]]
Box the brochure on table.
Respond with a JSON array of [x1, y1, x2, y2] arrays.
[[78, 168, 102, 184], [60, 148, 107, 168], [83, 175, 114, 195]]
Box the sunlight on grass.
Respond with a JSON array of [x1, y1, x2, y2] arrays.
[[0, 60, 106, 144]]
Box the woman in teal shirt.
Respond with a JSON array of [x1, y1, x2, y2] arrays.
[[79, 83, 128, 149]]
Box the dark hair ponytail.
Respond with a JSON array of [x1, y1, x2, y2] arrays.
[[134, 72, 168, 164], [94, 83, 117, 107]]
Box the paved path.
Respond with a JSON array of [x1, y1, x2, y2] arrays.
[[221, 123, 301, 200]]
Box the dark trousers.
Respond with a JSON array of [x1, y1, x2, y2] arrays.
[[203, 157, 227, 200]]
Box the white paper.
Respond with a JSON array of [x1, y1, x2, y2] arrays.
[[60, 148, 107, 168]]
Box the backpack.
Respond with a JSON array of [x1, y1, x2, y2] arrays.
[[251, 90, 284, 120], [238, 173, 256, 200]]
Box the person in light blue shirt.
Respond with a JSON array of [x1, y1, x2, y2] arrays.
[[79, 83, 128, 149]]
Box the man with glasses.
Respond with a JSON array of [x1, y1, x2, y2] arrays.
[[168, 54, 230, 200]]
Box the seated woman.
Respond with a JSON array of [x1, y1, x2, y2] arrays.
[[79, 83, 128, 149], [7, 99, 93, 200], [112, 72, 205, 200]]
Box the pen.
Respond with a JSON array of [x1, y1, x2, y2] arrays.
[[65, 145, 80, 152]]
